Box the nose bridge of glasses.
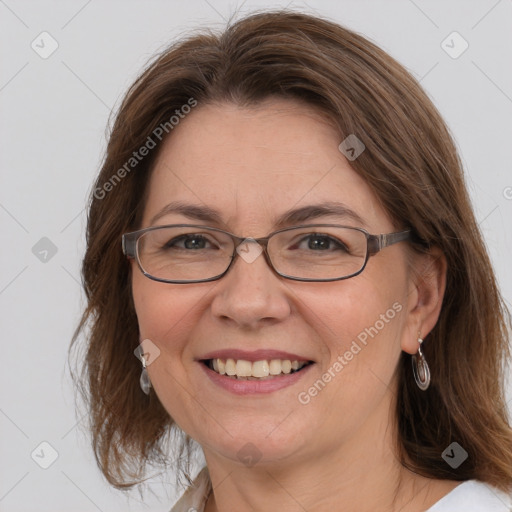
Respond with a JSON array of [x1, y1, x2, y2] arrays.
[[231, 235, 272, 269], [230, 233, 270, 246]]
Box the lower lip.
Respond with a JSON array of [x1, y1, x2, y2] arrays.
[[199, 362, 314, 395]]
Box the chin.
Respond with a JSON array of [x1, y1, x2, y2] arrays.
[[199, 418, 309, 467]]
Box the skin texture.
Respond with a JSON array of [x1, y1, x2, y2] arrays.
[[131, 98, 459, 511]]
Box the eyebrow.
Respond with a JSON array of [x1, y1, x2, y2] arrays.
[[149, 200, 367, 230]]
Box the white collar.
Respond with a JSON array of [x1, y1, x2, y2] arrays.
[[170, 466, 212, 512]]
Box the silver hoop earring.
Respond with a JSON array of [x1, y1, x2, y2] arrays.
[[412, 333, 430, 391], [139, 354, 152, 395]]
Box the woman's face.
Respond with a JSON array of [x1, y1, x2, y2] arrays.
[[131, 98, 421, 468]]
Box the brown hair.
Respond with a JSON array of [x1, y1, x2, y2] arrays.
[[70, 9, 512, 493]]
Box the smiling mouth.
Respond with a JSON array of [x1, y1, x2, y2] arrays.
[[202, 358, 314, 380]]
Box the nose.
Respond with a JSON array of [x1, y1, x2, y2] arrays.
[[210, 240, 291, 329]]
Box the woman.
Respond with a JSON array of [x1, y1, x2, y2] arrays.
[[72, 10, 512, 511]]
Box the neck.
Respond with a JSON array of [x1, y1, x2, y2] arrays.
[[202, 392, 441, 512]]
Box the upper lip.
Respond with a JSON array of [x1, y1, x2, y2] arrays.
[[198, 349, 314, 363]]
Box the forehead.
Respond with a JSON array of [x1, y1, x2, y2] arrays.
[[142, 99, 389, 233]]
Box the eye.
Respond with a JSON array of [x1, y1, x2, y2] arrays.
[[163, 234, 217, 250], [295, 234, 349, 252]]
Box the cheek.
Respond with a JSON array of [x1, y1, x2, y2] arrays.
[[131, 274, 205, 357], [131, 276, 210, 427], [302, 267, 406, 387]]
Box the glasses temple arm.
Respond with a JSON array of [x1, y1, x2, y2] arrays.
[[367, 230, 413, 254], [122, 234, 137, 258]]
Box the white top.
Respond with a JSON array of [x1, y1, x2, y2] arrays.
[[426, 479, 512, 511], [170, 466, 512, 511]]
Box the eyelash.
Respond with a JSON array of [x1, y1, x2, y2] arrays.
[[163, 233, 348, 252]]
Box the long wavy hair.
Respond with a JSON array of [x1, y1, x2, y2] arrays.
[[70, 9, 512, 493]]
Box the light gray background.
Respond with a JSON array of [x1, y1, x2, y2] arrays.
[[1, 0, 511, 510]]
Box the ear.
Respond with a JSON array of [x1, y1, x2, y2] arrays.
[[401, 246, 447, 355]]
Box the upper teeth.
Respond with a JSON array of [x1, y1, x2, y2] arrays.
[[211, 358, 308, 378]]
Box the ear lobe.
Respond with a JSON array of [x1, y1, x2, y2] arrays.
[[401, 246, 447, 355]]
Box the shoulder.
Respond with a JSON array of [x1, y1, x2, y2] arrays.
[[170, 466, 211, 512], [426, 480, 512, 511]]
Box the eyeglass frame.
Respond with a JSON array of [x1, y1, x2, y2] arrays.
[[122, 223, 413, 284]]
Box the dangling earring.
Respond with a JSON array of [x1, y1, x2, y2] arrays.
[[139, 354, 152, 395], [412, 332, 430, 391]]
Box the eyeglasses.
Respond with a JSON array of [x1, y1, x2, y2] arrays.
[[122, 224, 412, 283]]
